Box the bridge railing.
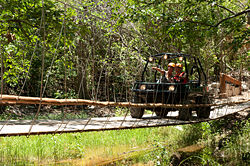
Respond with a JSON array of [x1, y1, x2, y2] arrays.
[[220, 73, 241, 98]]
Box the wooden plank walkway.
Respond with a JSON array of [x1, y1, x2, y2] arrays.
[[0, 101, 249, 137]]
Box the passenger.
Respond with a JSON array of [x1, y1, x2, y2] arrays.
[[152, 62, 175, 82], [174, 63, 187, 83]]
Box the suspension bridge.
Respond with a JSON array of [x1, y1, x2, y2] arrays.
[[0, 91, 249, 137], [0, 0, 249, 138]]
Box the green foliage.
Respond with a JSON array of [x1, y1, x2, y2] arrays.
[[178, 123, 203, 146], [194, 119, 250, 165], [0, 0, 78, 96], [0, 0, 248, 99], [151, 142, 170, 166]]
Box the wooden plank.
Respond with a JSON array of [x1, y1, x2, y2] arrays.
[[224, 74, 241, 87]]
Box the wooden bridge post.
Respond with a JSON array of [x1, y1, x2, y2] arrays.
[[219, 73, 242, 98], [220, 73, 226, 98]]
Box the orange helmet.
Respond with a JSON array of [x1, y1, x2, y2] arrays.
[[168, 62, 175, 67], [176, 63, 183, 68]]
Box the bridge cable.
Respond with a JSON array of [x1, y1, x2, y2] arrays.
[[28, 0, 46, 136]]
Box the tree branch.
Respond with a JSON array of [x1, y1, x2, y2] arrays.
[[212, 9, 250, 28], [215, 4, 235, 14], [0, 19, 39, 28], [178, 9, 249, 28]]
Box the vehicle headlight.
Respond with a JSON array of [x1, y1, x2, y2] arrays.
[[140, 85, 146, 90], [149, 57, 153, 62], [169, 85, 175, 91]]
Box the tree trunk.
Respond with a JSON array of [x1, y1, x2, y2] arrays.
[[76, 40, 90, 99]]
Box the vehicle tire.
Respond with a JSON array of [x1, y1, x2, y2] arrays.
[[196, 96, 211, 119], [178, 108, 191, 121], [0, 106, 6, 114], [196, 107, 211, 119], [155, 108, 169, 117], [130, 95, 144, 119], [130, 107, 145, 119]]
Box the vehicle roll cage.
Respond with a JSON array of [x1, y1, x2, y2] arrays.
[[141, 53, 207, 84]]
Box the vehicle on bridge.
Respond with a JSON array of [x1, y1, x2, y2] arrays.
[[131, 53, 212, 120]]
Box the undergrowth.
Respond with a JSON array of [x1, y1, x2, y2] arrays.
[[0, 126, 182, 165], [116, 117, 249, 166]]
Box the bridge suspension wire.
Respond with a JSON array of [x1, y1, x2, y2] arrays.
[[28, 0, 47, 136]]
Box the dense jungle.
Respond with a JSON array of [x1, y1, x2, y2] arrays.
[[0, 0, 249, 165]]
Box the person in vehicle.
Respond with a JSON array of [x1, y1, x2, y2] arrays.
[[174, 63, 187, 83], [152, 62, 175, 82]]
